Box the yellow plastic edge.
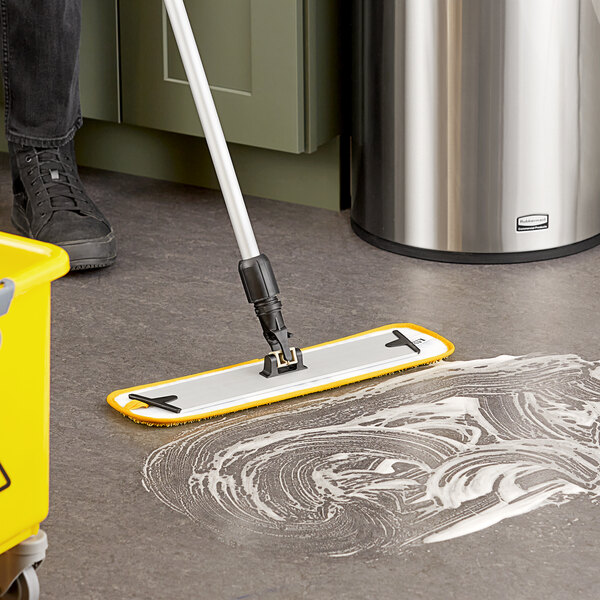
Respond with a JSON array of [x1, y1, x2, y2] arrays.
[[107, 323, 455, 426], [0, 525, 40, 557], [0, 232, 70, 295]]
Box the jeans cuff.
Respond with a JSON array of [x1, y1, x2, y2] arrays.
[[5, 115, 83, 148]]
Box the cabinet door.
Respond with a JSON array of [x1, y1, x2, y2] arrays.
[[80, 0, 120, 122], [119, 0, 305, 153]]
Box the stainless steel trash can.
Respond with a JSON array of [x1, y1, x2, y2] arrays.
[[351, 0, 600, 263]]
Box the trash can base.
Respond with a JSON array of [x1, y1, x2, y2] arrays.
[[351, 220, 600, 265]]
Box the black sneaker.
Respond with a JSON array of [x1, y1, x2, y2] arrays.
[[9, 141, 116, 270]]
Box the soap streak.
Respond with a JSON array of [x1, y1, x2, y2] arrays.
[[143, 355, 600, 557]]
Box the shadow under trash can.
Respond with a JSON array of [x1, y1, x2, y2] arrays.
[[351, 0, 600, 263]]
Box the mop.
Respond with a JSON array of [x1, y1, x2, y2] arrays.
[[107, 0, 454, 426]]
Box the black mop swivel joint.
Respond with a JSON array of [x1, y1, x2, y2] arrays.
[[238, 254, 307, 378]]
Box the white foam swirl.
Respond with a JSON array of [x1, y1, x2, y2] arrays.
[[142, 355, 600, 557]]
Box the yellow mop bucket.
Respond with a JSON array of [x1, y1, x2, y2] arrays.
[[0, 232, 69, 557]]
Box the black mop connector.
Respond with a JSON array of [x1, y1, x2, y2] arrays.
[[238, 254, 306, 377]]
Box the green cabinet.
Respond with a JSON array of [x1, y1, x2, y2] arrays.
[[0, 1, 342, 208], [7, 0, 341, 155], [73, 0, 344, 210], [80, 0, 120, 122], [118, 0, 340, 154], [121, 0, 302, 152]]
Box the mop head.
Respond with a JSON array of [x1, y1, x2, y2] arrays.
[[107, 324, 454, 426]]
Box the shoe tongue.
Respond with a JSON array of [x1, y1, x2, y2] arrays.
[[50, 194, 77, 209], [47, 184, 78, 209]]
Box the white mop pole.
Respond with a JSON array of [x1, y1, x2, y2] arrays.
[[163, 0, 261, 260]]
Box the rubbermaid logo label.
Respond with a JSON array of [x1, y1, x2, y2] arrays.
[[0, 462, 11, 492], [517, 214, 549, 232]]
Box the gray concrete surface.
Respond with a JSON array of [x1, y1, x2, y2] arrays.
[[1, 154, 599, 599]]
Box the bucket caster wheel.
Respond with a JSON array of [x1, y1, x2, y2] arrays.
[[0, 532, 46, 600], [4, 567, 40, 600]]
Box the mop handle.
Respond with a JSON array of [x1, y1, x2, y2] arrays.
[[163, 0, 261, 260]]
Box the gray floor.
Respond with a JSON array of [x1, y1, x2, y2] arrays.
[[1, 153, 599, 599]]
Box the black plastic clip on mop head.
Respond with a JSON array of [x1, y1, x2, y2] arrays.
[[238, 254, 307, 378]]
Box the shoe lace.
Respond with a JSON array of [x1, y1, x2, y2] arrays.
[[24, 147, 94, 216]]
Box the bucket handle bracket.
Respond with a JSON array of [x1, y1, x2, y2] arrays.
[[0, 278, 15, 317]]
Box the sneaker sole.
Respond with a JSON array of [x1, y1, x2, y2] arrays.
[[11, 206, 117, 271]]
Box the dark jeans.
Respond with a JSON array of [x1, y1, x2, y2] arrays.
[[0, 0, 82, 148]]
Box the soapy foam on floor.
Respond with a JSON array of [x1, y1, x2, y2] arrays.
[[142, 355, 600, 557]]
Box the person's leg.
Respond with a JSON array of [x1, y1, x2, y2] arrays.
[[0, 0, 116, 270], [2, 0, 82, 146]]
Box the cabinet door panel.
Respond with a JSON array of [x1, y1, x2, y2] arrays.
[[165, 0, 252, 92], [120, 0, 305, 153], [80, 0, 120, 122]]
